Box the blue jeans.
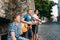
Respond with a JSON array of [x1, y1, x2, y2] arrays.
[[17, 37, 23, 40], [7, 36, 23, 40], [23, 29, 33, 39]]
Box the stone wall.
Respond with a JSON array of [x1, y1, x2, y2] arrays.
[[0, 0, 35, 20], [0, 0, 35, 35]]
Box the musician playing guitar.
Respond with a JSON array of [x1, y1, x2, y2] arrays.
[[21, 9, 33, 40], [21, 9, 41, 40], [32, 10, 41, 40]]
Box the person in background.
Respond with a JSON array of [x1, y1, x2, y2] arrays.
[[32, 10, 41, 40], [7, 13, 22, 40], [21, 9, 33, 40]]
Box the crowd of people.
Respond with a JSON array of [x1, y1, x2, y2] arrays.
[[7, 9, 41, 40]]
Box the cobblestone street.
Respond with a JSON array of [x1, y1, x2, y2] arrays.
[[38, 23, 60, 40]]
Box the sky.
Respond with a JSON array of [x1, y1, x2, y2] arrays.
[[51, 0, 58, 17], [52, 0, 58, 3]]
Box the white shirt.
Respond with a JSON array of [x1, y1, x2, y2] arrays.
[[33, 14, 39, 19]]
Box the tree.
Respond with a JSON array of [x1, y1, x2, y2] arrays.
[[34, 0, 56, 21]]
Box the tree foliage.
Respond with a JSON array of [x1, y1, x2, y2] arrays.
[[34, 0, 56, 20]]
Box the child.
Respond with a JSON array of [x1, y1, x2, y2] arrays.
[[7, 13, 22, 40]]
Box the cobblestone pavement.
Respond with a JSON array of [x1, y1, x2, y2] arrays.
[[38, 23, 60, 40]]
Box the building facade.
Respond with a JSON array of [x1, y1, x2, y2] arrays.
[[50, 0, 58, 22], [58, 0, 60, 22]]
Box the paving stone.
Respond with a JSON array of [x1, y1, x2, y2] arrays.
[[38, 23, 60, 40]]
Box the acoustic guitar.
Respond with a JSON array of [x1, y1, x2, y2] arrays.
[[21, 23, 32, 33]]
